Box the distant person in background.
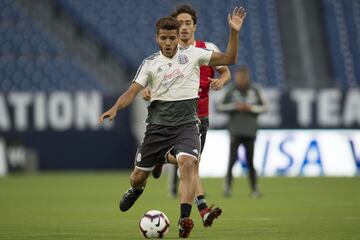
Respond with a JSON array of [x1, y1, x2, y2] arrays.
[[218, 65, 267, 198]]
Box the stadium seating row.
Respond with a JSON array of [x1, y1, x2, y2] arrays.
[[0, 0, 104, 92], [57, 0, 287, 88], [322, 0, 360, 87], [1, 0, 359, 91]]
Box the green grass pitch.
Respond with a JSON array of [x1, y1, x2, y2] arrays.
[[0, 172, 359, 239]]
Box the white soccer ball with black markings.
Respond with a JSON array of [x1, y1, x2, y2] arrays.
[[139, 210, 170, 238]]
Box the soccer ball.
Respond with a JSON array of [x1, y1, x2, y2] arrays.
[[139, 210, 170, 238]]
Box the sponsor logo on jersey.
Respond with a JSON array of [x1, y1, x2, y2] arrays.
[[178, 54, 189, 64], [163, 69, 184, 82]]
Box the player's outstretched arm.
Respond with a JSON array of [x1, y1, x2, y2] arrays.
[[98, 82, 143, 123], [210, 66, 231, 91], [209, 7, 246, 66]]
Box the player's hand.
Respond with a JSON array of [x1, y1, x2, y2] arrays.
[[228, 6, 246, 32], [236, 103, 251, 112], [209, 78, 225, 91], [98, 107, 117, 124], [142, 88, 151, 101]]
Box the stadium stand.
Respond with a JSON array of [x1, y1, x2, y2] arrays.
[[1, 0, 359, 91], [57, 0, 287, 89], [322, 0, 360, 88], [0, 0, 105, 92]]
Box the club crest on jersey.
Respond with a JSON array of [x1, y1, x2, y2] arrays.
[[178, 54, 189, 64]]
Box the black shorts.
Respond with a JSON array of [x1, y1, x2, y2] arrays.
[[134, 122, 201, 171]]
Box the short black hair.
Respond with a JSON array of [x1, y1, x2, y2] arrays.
[[171, 4, 197, 25], [156, 17, 180, 34]]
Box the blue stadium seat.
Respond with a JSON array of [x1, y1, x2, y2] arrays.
[[322, 0, 360, 88], [0, 0, 105, 92]]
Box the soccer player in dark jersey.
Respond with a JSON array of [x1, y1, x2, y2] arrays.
[[100, 8, 246, 238], [145, 4, 231, 228], [218, 65, 267, 198]]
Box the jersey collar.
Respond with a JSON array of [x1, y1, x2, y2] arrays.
[[178, 41, 196, 50], [159, 46, 180, 60]]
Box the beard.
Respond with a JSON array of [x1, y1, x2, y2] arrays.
[[159, 45, 176, 57]]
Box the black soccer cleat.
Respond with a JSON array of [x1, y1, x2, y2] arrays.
[[119, 187, 143, 212]]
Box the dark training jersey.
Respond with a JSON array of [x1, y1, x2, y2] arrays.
[[218, 84, 267, 137], [146, 99, 197, 126]]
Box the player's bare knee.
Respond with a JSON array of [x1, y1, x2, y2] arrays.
[[178, 156, 196, 172]]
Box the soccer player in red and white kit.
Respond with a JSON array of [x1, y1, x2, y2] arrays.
[[145, 4, 231, 227]]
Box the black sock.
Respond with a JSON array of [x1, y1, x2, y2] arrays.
[[133, 186, 144, 195], [180, 203, 192, 218], [195, 195, 208, 212]]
